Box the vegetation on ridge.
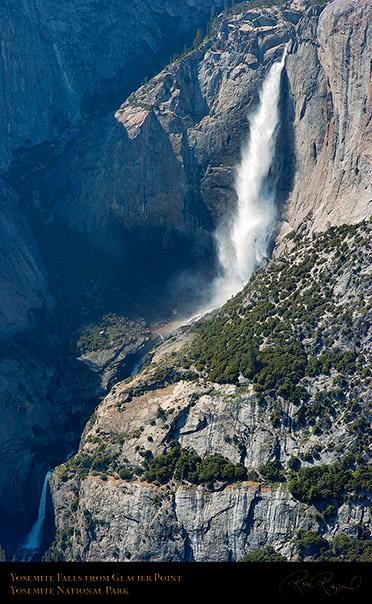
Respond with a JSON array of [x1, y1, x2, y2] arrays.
[[49, 218, 372, 563], [241, 528, 372, 563], [143, 440, 247, 488], [182, 220, 371, 406]]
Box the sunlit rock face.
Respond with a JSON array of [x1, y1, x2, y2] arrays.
[[47, 212, 372, 561], [282, 0, 372, 235], [52, 7, 292, 253]]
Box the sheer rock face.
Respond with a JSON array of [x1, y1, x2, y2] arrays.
[[0, 179, 53, 338], [0, 0, 224, 342], [283, 0, 372, 235], [49, 473, 305, 562], [53, 8, 293, 249], [0, 0, 226, 553], [49, 467, 370, 562], [0, 0, 224, 171], [49, 376, 310, 562], [53, 0, 372, 259]]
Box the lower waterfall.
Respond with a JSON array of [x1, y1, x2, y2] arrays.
[[19, 469, 53, 561]]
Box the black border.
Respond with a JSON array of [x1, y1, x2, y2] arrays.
[[1, 561, 370, 603]]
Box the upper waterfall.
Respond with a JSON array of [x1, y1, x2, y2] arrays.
[[212, 46, 287, 307]]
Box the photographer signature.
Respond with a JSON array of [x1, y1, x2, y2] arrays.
[[279, 569, 362, 597]]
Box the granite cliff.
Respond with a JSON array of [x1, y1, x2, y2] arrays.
[[0, 0, 226, 171], [0, 0, 225, 556], [0, 0, 371, 562], [42, 0, 372, 562], [47, 218, 372, 562], [0, 0, 225, 336], [49, 0, 371, 302]]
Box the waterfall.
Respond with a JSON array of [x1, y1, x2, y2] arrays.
[[20, 469, 52, 560], [212, 46, 287, 307]]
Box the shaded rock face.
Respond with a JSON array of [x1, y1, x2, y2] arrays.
[[0, 0, 225, 171], [0, 351, 101, 553], [0, 0, 226, 557], [0, 179, 53, 338], [0, 1, 228, 343]]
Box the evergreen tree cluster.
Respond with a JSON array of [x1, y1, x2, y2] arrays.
[[143, 440, 247, 487]]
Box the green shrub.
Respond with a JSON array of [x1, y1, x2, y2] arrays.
[[323, 533, 372, 562], [296, 530, 329, 559], [254, 343, 307, 393], [174, 447, 201, 483], [322, 504, 337, 520], [257, 460, 285, 482], [296, 528, 372, 562], [288, 465, 352, 504], [288, 458, 372, 505], [143, 442, 179, 483], [144, 442, 246, 486], [118, 467, 134, 480], [91, 454, 116, 472], [288, 456, 300, 470], [196, 453, 247, 484], [238, 546, 287, 562]]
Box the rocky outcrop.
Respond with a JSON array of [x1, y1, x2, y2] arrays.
[[47, 218, 372, 561], [51, 6, 293, 257]]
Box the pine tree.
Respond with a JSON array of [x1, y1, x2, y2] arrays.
[[207, 6, 216, 37], [192, 28, 203, 50]]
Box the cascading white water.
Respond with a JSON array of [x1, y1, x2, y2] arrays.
[[20, 469, 52, 560], [212, 46, 287, 307]]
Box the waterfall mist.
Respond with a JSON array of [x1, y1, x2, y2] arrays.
[[211, 47, 287, 308]]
